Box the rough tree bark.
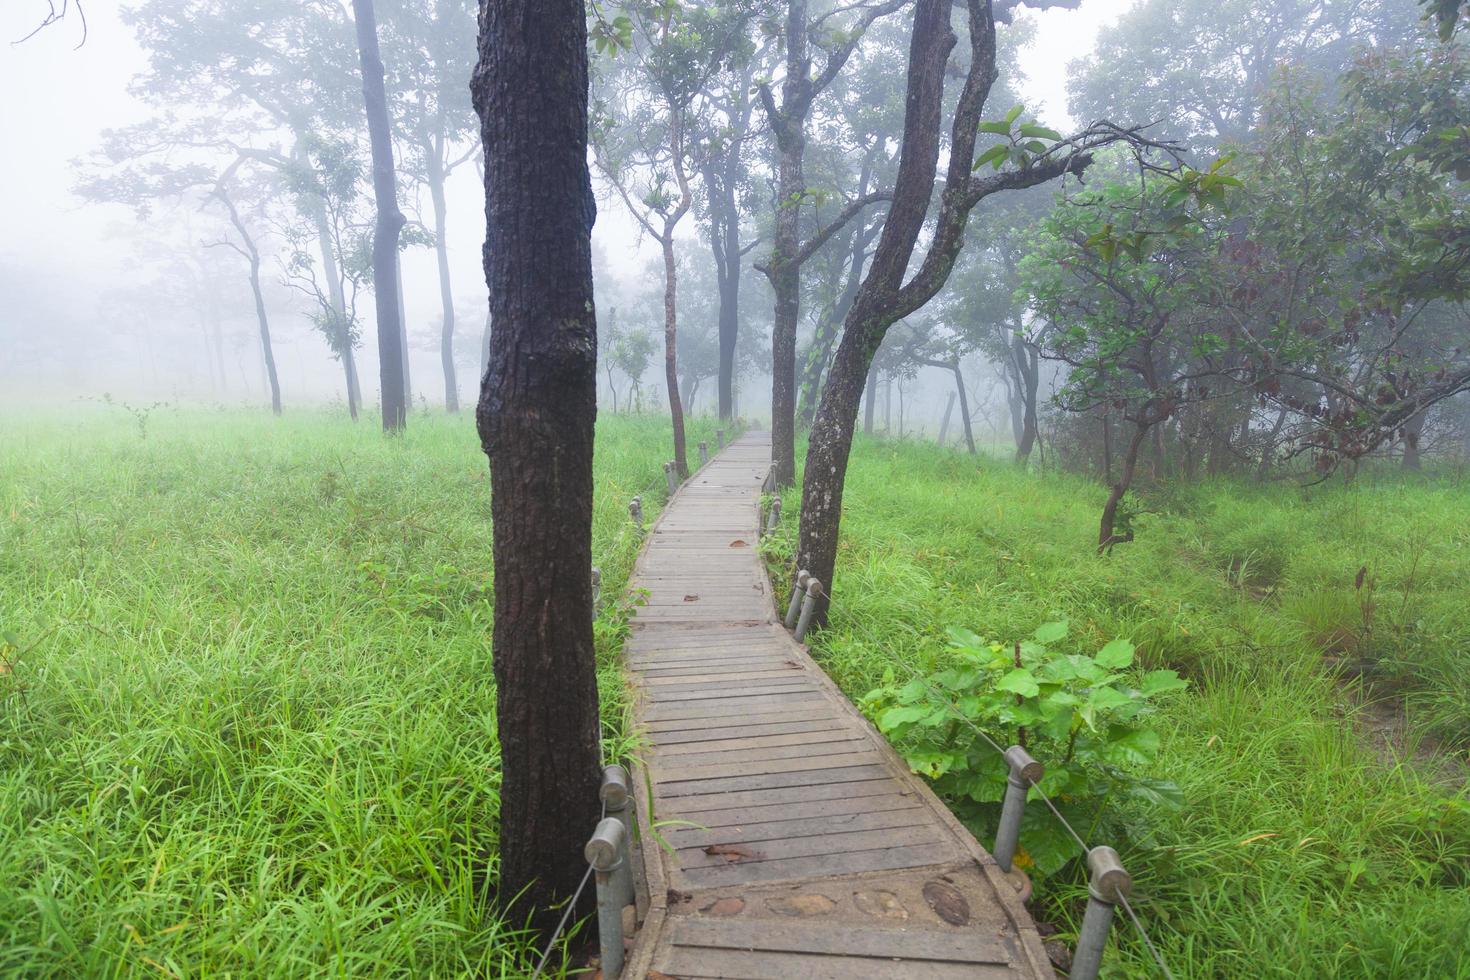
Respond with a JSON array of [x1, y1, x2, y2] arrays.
[[353, 0, 407, 432], [470, 0, 602, 939], [937, 390, 956, 446]]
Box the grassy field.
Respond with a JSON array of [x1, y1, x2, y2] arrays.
[[0, 406, 711, 978], [765, 436, 1470, 979]]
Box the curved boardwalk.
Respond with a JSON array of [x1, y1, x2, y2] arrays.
[[621, 431, 1054, 979]]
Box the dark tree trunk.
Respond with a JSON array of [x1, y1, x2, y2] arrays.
[[470, 0, 602, 939], [344, 347, 362, 421], [353, 0, 407, 432], [1100, 422, 1150, 552], [937, 390, 955, 446], [662, 233, 689, 477], [1402, 408, 1427, 470], [427, 140, 460, 412], [1013, 335, 1038, 461], [952, 360, 976, 455], [796, 205, 878, 428]]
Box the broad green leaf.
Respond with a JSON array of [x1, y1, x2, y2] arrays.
[[947, 625, 985, 649], [995, 668, 1040, 697], [972, 144, 1008, 171], [1140, 669, 1188, 695], [1019, 123, 1062, 141], [1125, 776, 1185, 809], [978, 120, 1011, 135], [1102, 727, 1160, 766], [1004, 104, 1024, 125], [879, 705, 929, 732], [1087, 685, 1133, 712], [1033, 621, 1068, 644], [1095, 638, 1135, 668]]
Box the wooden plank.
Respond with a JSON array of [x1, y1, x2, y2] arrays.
[[643, 709, 843, 735], [660, 949, 1013, 980], [664, 804, 931, 848], [655, 750, 882, 783], [674, 842, 955, 888], [653, 727, 858, 754], [644, 680, 818, 703], [651, 777, 900, 814], [675, 823, 942, 870], [655, 763, 893, 797], [641, 693, 825, 721], [653, 737, 873, 770], [670, 918, 1011, 964], [648, 717, 848, 744], [667, 790, 922, 829]]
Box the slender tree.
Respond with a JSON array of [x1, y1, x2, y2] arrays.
[[795, 0, 1171, 611], [352, 0, 408, 431], [470, 0, 602, 937], [757, 0, 903, 488]]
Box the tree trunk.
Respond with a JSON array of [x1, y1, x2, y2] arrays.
[[1013, 335, 1038, 462], [310, 195, 359, 420], [227, 205, 282, 415], [937, 390, 955, 446], [353, 0, 407, 433], [398, 254, 413, 408], [428, 148, 460, 412], [662, 233, 689, 476], [1402, 407, 1427, 470], [952, 360, 975, 455], [480, 305, 492, 383], [863, 358, 877, 435], [1099, 422, 1150, 552], [470, 0, 602, 940]]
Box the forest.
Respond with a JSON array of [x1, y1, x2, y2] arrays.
[[2, 0, 1469, 976]]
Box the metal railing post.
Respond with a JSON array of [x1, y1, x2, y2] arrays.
[[794, 578, 822, 642], [716, 429, 725, 449], [1071, 846, 1132, 980], [591, 567, 601, 609], [764, 498, 781, 536], [600, 765, 635, 910], [664, 461, 677, 496], [784, 569, 810, 629], [698, 441, 709, 466], [628, 496, 644, 532], [585, 818, 629, 979], [993, 745, 1043, 873]]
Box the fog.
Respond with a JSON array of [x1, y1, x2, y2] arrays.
[[0, 1, 1119, 430]]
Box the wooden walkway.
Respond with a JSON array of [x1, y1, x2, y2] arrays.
[[620, 431, 1054, 979]]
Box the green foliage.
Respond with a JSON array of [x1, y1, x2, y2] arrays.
[[767, 435, 1470, 977], [862, 621, 1186, 875], [972, 104, 1065, 172]]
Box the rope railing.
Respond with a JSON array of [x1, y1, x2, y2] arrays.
[[785, 573, 1176, 980]]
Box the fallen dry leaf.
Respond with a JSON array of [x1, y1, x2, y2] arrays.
[[703, 843, 757, 863]]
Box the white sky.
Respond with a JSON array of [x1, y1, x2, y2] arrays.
[[0, 1, 1132, 404]]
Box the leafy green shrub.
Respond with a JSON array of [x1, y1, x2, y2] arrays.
[[861, 621, 1187, 874]]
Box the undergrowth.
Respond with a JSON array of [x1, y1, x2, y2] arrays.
[[765, 435, 1470, 979], [0, 407, 712, 978]]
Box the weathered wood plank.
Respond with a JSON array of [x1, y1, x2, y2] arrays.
[[674, 842, 956, 888], [670, 918, 1011, 963]]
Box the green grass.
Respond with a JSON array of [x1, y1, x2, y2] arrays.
[[0, 406, 714, 978], [765, 436, 1470, 979]]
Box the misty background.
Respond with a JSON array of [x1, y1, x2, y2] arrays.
[[0, 1, 1118, 434]]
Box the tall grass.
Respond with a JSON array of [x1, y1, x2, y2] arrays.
[[0, 406, 711, 978], [766, 436, 1470, 979]]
